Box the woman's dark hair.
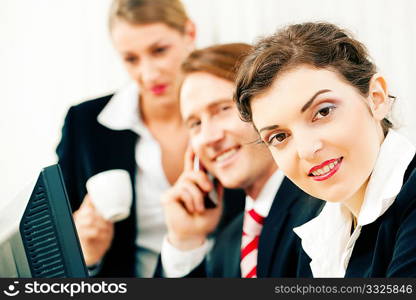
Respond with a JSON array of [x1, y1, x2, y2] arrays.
[[182, 43, 253, 82], [235, 22, 394, 136]]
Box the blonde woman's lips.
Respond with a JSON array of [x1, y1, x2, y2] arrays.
[[151, 84, 167, 95]]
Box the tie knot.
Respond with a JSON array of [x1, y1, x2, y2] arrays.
[[242, 209, 265, 237]]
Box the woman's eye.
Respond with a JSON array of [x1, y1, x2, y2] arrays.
[[313, 105, 335, 121], [268, 132, 288, 146], [154, 47, 168, 55], [125, 56, 138, 64]]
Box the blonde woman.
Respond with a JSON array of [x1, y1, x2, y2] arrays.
[[57, 0, 195, 277]]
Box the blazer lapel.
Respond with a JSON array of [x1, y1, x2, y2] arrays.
[[106, 130, 138, 177], [403, 154, 416, 183], [225, 214, 244, 277], [257, 177, 300, 277], [207, 213, 244, 277]]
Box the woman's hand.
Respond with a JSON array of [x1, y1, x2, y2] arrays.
[[73, 194, 114, 266]]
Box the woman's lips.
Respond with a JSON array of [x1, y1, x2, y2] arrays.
[[150, 84, 167, 95], [308, 157, 343, 182]]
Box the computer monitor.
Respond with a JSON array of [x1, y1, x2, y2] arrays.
[[0, 164, 88, 277]]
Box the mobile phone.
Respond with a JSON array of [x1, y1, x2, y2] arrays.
[[193, 155, 219, 209]]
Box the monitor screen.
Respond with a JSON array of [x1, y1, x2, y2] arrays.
[[0, 164, 88, 277]]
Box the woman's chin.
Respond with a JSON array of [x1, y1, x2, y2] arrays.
[[306, 185, 348, 204]]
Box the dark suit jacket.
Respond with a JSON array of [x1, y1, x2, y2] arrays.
[[297, 154, 416, 277], [185, 177, 324, 278], [56, 96, 244, 277]]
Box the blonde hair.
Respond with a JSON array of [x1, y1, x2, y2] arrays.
[[109, 0, 189, 33]]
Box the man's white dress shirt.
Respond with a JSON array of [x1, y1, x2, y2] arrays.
[[161, 170, 284, 277]]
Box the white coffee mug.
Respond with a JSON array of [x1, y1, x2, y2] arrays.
[[86, 169, 132, 222]]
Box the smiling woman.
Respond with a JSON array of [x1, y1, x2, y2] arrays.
[[250, 66, 388, 213], [234, 22, 416, 277]]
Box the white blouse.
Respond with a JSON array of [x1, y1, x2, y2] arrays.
[[98, 82, 169, 277], [293, 129, 416, 277]]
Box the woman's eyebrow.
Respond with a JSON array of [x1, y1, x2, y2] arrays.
[[149, 39, 167, 49], [300, 89, 332, 113], [259, 124, 279, 134], [258, 89, 332, 134]]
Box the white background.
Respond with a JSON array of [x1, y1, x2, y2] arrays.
[[1, 0, 415, 202]]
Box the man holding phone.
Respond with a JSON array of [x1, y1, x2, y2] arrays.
[[160, 43, 323, 277]]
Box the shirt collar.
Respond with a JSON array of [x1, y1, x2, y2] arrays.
[[293, 129, 415, 277], [97, 81, 150, 137], [358, 129, 416, 225], [245, 170, 284, 217]]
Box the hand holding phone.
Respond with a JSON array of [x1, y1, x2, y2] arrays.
[[161, 147, 223, 250], [193, 155, 219, 209]]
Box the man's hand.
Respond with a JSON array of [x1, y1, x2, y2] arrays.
[[162, 146, 223, 250]]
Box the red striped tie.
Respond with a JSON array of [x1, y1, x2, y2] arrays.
[[240, 209, 265, 278]]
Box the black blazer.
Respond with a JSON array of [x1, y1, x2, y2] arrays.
[[57, 95, 138, 277], [56, 96, 245, 277], [297, 154, 416, 277], [185, 177, 324, 278]]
